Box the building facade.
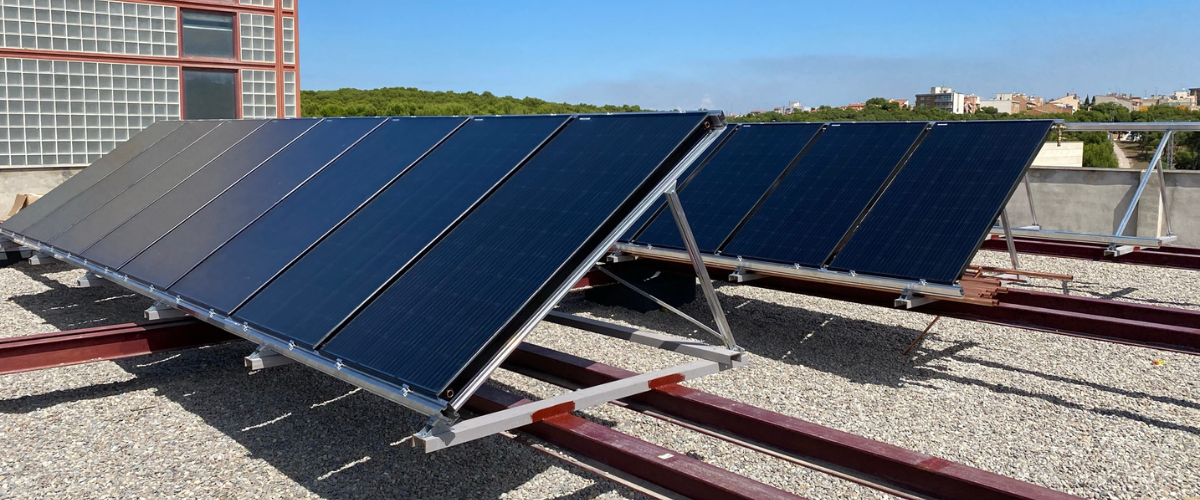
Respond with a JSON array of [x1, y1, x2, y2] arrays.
[[914, 86, 976, 114], [0, 0, 300, 169]]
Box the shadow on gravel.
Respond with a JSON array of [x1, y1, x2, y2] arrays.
[[1017, 279, 1200, 310], [6, 261, 152, 331], [0, 343, 638, 499], [561, 286, 1200, 435]]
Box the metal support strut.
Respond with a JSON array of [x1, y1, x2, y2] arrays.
[[1112, 130, 1174, 253], [999, 209, 1021, 271], [664, 186, 738, 350]]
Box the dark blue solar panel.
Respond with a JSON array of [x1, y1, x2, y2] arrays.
[[82, 119, 318, 269], [633, 123, 822, 253], [320, 112, 710, 398], [120, 118, 384, 289], [48, 120, 265, 254], [235, 115, 569, 348], [620, 126, 734, 242], [19, 121, 219, 243], [1, 121, 184, 234], [170, 117, 467, 314], [830, 120, 1053, 284], [723, 122, 927, 266]]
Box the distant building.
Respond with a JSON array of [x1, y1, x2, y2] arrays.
[[1094, 93, 1137, 111], [890, 98, 910, 108], [977, 93, 1044, 114], [1048, 94, 1080, 113], [1136, 91, 1198, 111], [1026, 103, 1074, 115], [844, 102, 866, 111], [914, 87, 976, 114]]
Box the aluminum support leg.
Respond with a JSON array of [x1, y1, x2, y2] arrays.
[[664, 187, 738, 350], [1112, 131, 1173, 252]]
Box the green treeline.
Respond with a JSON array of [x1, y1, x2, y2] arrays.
[[300, 87, 643, 117], [299, 89, 1199, 169]]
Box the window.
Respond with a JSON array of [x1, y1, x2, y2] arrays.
[[181, 11, 234, 59], [184, 69, 236, 119]]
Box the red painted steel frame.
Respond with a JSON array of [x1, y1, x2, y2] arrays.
[[467, 385, 807, 500], [503, 343, 1081, 500], [606, 259, 1200, 355], [0, 318, 239, 375], [980, 237, 1200, 270]]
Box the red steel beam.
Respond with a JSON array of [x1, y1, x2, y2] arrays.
[[503, 343, 1082, 500], [980, 237, 1200, 270], [466, 385, 806, 500], [622, 259, 1200, 355], [0, 319, 241, 375]]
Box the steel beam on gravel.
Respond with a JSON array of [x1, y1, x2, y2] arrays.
[[502, 343, 1083, 500], [0, 318, 240, 375]]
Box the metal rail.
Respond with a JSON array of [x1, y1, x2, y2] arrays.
[[979, 236, 1200, 271], [504, 343, 1082, 500], [1062, 122, 1200, 132]]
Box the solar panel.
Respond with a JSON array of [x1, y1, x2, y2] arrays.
[[0, 121, 184, 234], [620, 125, 734, 241], [48, 120, 266, 254], [18, 121, 219, 243], [235, 115, 569, 348], [830, 120, 1052, 284], [722, 122, 927, 266], [170, 116, 468, 314], [120, 118, 385, 289], [632, 123, 822, 253], [81, 119, 319, 269], [319, 112, 711, 400]]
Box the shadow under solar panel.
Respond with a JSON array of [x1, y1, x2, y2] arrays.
[[48, 120, 266, 255], [633, 123, 823, 253], [722, 122, 927, 266], [1, 121, 184, 234], [81, 119, 319, 270], [171, 116, 468, 314], [830, 120, 1053, 284], [120, 118, 385, 289], [319, 112, 712, 400], [19, 121, 219, 243], [235, 115, 570, 349]]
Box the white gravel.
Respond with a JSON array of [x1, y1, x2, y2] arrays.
[[1, 253, 1198, 499]]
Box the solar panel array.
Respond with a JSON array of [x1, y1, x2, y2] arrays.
[[1, 112, 718, 407], [630, 120, 1052, 285]]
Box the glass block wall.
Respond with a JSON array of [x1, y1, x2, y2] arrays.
[[282, 0, 293, 10], [283, 71, 295, 118], [239, 0, 273, 7], [240, 69, 275, 119], [238, 12, 274, 63], [0, 57, 178, 166], [0, 0, 179, 58], [281, 16, 294, 64]]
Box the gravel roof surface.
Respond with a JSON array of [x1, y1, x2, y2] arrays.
[[1, 251, 1197, 499]]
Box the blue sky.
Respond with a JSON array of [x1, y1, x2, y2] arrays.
[[299, 1, 1200, 113]]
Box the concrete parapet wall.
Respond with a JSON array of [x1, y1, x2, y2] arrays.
[[1005, 166, 1200, 247], [0, 167, 84, 216]]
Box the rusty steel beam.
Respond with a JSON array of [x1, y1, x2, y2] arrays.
[[980, 237, 1200, 270], [621, 258, 1200, 355], [466, 385, 807, 500], [0, 318, 241, 375], [503, 343, 1081, 500]]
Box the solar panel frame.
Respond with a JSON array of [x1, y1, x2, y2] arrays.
[[0, 121, 185, 234], [719, 122, 930, 266], [235, 115, 573, 349], [631, 122, 824, 253], [47, 120, 268, 255], [18, 121, 221, 243], [829, 120, 1053, 284], [317, 112, 723, 405], [620, 125, 736, 242], [169, 116, 471, 314], [79, 119, 321, 270], [120, 117, 388, 289]]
